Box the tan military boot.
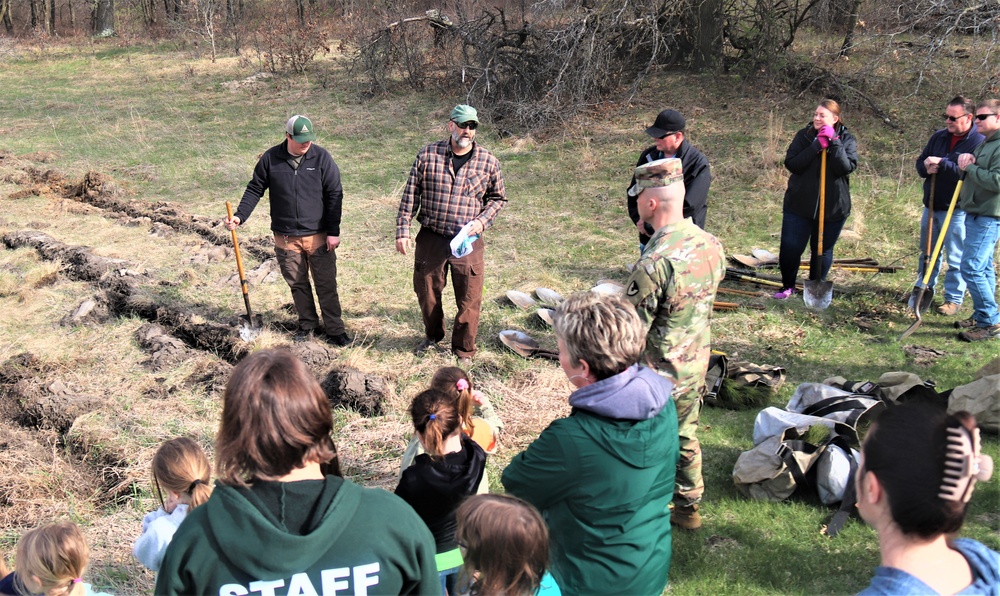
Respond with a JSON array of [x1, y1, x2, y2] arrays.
[[671, 504, 702, 530]]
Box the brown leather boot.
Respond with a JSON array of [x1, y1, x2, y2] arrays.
[[671, 504, 702, 530], [936, 302, 961, 316]]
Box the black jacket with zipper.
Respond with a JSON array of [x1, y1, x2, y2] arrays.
[[235, 140, 343, 236], [782, 122, 858, 222]]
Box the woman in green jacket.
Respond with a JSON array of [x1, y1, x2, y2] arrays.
[[501, 292, 679, 596]]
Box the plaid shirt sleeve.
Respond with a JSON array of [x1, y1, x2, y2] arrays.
[[396, 140, 507, 239], [396, 152, 425, 240]]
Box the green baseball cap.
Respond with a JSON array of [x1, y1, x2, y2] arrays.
[[286, 115, 317, 142], [450, 104, 479, 124]]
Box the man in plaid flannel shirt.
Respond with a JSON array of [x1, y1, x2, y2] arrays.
[[396, 105, 507, 362]]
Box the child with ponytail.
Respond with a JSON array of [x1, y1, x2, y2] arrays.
[[133, 437, 212, 572], [395, 388, 487, 596], [0, 522, 110, 596], [429, 366, 501, 454], [399, 367, 502, 492]]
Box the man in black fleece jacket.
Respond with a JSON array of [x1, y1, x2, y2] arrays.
[[225, 115, 350, 346]]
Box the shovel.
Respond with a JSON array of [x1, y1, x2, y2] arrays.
[[499, 330, 560, 360], [900, 176, 964, 341], [803, 150, 834, 310], [908, 175, 936, 314], [226, 201, 263, 341]]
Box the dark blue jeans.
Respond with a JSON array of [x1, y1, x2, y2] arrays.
[[778, 212, 847, 290]]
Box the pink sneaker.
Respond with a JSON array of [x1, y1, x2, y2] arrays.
[[773, 288, 795, 300]]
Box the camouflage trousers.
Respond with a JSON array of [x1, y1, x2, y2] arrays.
[[673, 387, 703, 507]]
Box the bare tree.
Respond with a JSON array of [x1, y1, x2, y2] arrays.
[[93, 0, 114, 35], [0, 0, 13, 33]]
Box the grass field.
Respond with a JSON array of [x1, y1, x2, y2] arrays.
[[0, 34, 997, 595]]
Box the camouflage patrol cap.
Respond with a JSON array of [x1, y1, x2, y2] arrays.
[[633, 158, 683, 191]]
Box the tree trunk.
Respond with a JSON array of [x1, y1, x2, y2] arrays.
[[93, 0, 114, 35], [0, 0, 14, 33], [296, 0, 305, 25], [691, 0, 723, 69], [838, 0, 863, 57], [48, 0, 55, 33], [69, 0, 75, 28], [30, 0, 38, 29]]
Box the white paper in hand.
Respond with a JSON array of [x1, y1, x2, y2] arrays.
[[450, 221, 480, 258]]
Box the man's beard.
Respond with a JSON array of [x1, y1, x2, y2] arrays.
[[452, 132, 473, 149]]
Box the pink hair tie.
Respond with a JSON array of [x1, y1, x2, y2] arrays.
[[72, 578, 83, 584], [456, 379, 469, 391]]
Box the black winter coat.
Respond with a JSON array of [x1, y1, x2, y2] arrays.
[[235, 140, 344, 236], [782, 122, 858, 222]]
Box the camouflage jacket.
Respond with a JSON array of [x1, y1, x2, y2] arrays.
[[626, 218, 725, 397]]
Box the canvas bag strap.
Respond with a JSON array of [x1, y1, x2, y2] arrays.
[[776, 438, 822, 489], [824, 436, 859, 537]]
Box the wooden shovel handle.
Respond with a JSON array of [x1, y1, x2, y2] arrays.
[[818, 149, 827, 256], [226, 202, 250, 300]]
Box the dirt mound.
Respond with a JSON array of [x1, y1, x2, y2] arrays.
[[60, 295, 113, 326], [321, 366, 393, 416], [0, 352, 101, 434]]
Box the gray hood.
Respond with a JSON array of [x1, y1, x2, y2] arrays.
[[568, 365, 673, 420]]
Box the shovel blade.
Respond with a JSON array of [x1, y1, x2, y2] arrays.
[[803, 280, 833, 310], [238, 314, 263, 342], [907, 287, 934, 315]]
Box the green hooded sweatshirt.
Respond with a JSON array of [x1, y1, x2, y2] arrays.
[[502, 365, 679, 596], [155, 476, 440, 596]]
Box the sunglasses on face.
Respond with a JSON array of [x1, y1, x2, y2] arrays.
[[975, 113, 997, 121], [657, 131, 679, 140], [454, 121, 478, 130], [942, 114, 970, 122]]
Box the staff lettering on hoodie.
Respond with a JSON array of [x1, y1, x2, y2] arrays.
[[219, 562, 380, 596]]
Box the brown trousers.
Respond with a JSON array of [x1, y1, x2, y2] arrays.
[[413, 228, 485, 358], [274, 233, 344, 336]]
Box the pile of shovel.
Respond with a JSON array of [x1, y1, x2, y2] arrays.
[[726, 247, 901, 310], [499, 277, 753, 360]]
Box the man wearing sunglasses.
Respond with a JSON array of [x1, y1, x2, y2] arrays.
[[911, 96, 984, 317], [396, 105, 507, 362], [954, 99, 1000, 341], [626, 109, 711, 250]]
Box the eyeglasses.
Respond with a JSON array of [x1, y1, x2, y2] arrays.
[[657, 131, 680, 140], [454, 121, 478, 130], [974, 113, 997, 121], [942, 114, 970, 122]]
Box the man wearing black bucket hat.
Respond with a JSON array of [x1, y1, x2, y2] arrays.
[[225, 115, 350, 347], [627, 109, 712, 250]]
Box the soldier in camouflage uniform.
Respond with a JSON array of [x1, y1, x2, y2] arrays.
[[625, 157, 725, 530]]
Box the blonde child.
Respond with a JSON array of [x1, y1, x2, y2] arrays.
[[455, 494, 561, 596], [395, 388, 487, 595], [0, 522, 110, 596], [133, 437, 212, 572]]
